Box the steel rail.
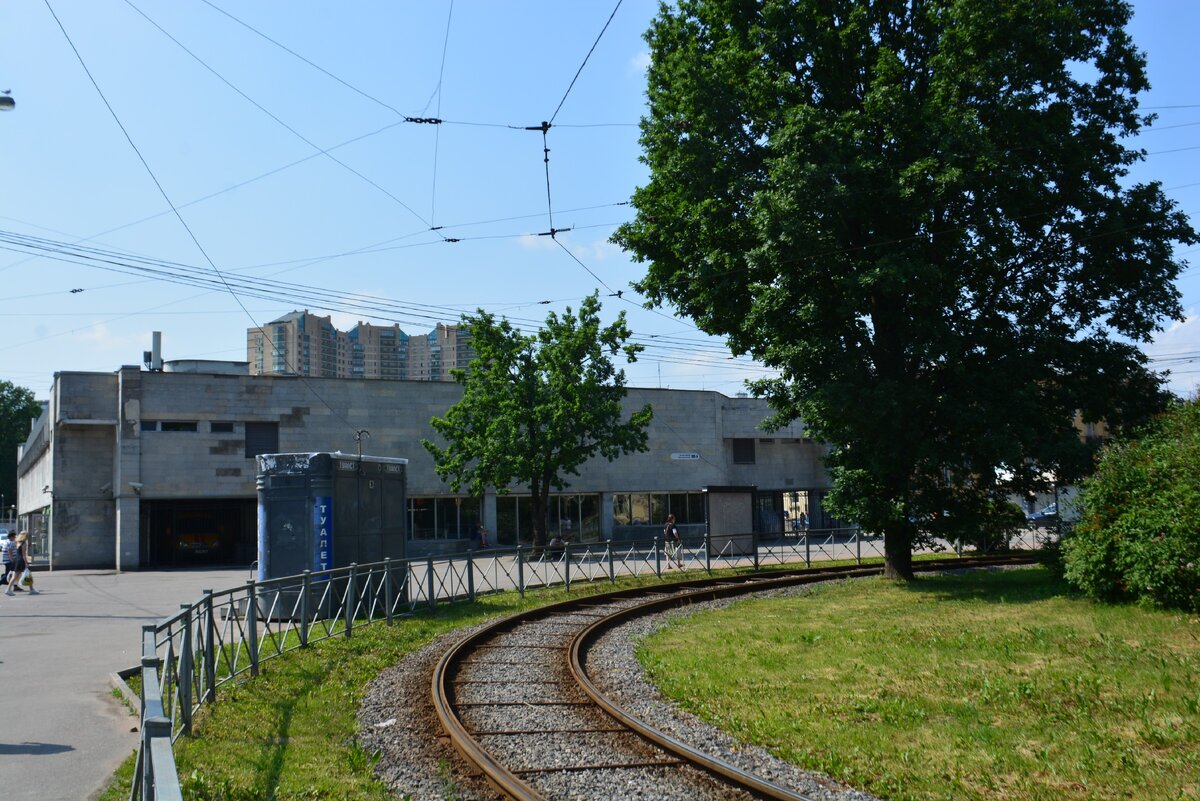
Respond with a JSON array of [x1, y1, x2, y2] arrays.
[[433, 554, 1036, 800], [569, 554, 1034, 799]]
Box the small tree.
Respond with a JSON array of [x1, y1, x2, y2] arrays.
[[423, 294, 653, 548], [0, 380, 43, 512]]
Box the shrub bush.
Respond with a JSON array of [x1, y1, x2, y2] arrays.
[[1063, 399, 1200, 611]]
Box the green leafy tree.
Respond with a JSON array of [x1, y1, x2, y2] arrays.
[[1064, 398, 1200, 611], [423, 294, 653, 548], [615, 0, 1195, 578], [1, 380, 43, 515]]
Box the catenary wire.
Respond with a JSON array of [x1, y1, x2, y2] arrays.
[[122, 0, 433, 231], [45, 0, 362, 436]]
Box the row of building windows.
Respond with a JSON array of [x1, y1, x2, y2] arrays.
[[139, 420, 279, 458], [407, 492, 710, 545]]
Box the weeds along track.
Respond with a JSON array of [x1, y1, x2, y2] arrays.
[[432, 555, 1033, 801]]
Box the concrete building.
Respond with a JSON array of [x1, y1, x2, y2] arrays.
[[247, 311, 471, 382], [16, 364, 834, 570]]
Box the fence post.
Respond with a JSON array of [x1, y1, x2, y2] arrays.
[[705, 530, 711, 573], [563, 544, 572, 592], [655, 535, 662, 578], [805, 532, 811, 568], [142, 713, 173, 801], [384, 558, 394, 625], [300, 571, 311, 648], [606, 539, 615, 584], [345, 563, 358, 638], [752, 530, 760, 572], [202, 590, 216, 703], [518, 547, 526, 598], [403, 560, 412, 613], [426, 557, 437, 610], [246, 580, 259, 677], [856, 528, 862, 565], [178, 603, 193, 736], [467, 552, 476, 602]]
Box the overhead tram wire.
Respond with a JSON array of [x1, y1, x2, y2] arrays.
[[42, 0, 364, 437], [197, 0, 410, 119], [122, 0, 435, 232], [0, 232, 479, 329], [0, 229, 773, 372], [508, 0, 715, 338], [427, 0, 455, 228], [1, 226, 758, 364], [0, 119, 411, 276], [522, 0, 625, 271], [191, 0, 634, 259], [548, 0, 624, 126], [18, 5, 1186, 285]]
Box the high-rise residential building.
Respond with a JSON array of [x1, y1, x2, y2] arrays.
[[247, 311, 471, 381]]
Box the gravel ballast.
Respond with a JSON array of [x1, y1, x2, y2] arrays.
[[358, 582, 883, 801]]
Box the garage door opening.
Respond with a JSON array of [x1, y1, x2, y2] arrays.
[[140, 499, 256, 567]]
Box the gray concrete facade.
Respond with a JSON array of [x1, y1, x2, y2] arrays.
[[17, 366, 831, 569]]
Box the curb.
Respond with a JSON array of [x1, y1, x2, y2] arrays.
[[109, 667, 140, 726]]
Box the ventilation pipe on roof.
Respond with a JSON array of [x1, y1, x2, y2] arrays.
[[143, 331, 163, 371]]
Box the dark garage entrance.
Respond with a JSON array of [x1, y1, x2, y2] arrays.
[[140, 498, 257, 567]]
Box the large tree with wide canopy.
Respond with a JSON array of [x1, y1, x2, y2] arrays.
[[615, 0, 1195, 578]]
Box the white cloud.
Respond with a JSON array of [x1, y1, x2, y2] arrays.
[[516, 233, 558, 252], [74, 321, 144, 353], [579, 239, 624, 263], [630, 51, 651, 72], [1145, 307, 1200, 399]]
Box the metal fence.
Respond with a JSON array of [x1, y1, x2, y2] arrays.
[[131, 525, 1051, 800]]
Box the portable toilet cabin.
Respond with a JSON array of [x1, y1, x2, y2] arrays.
[[256, 452, 408, 616]]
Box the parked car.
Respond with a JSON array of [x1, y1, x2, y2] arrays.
[[1026, 503, 1058, 528], [176, 531, 222, 556]]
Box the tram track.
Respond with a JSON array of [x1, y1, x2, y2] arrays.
[[431, 554, 1034, 800]]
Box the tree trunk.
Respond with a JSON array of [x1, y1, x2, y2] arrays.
[[882, 524, 914, 580], [530, 480, 548, 550]]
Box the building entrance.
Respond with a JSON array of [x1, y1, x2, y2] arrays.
[[140, 499, 257, 567]]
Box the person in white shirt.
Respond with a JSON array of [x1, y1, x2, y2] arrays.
[[1, 530, 17, 591]]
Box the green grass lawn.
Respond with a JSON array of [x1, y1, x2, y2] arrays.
[[103, 608, 488, 801], [638, 567, 1200, 801]]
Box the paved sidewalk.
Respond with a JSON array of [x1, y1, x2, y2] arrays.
[[0, 567, 248, 801]]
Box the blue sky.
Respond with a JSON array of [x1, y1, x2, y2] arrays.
[[1, 1, 1198, 401]]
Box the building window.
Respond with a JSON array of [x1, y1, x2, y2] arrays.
[[160, 421, 198, 432], [732, 438, 756, 464], [245, 422, 279, 458], [611, 492, 707, 525], [211, 422, 235, 433], [141, 420, 159, 432]]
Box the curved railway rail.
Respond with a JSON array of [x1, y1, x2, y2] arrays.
[[433, 554, 1035, 800]]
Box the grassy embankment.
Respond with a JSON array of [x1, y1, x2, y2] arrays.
[[640, 566, 1200, 801]]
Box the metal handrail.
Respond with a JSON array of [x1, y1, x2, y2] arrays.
[[131, 526, 1050, 799]]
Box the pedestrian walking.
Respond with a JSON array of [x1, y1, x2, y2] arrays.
[[6, 531, 39, 596], [663, 513, 683, 569], [1, 529, 16, 589]]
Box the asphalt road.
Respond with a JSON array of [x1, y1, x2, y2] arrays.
[[0, 567, 248, 801]]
